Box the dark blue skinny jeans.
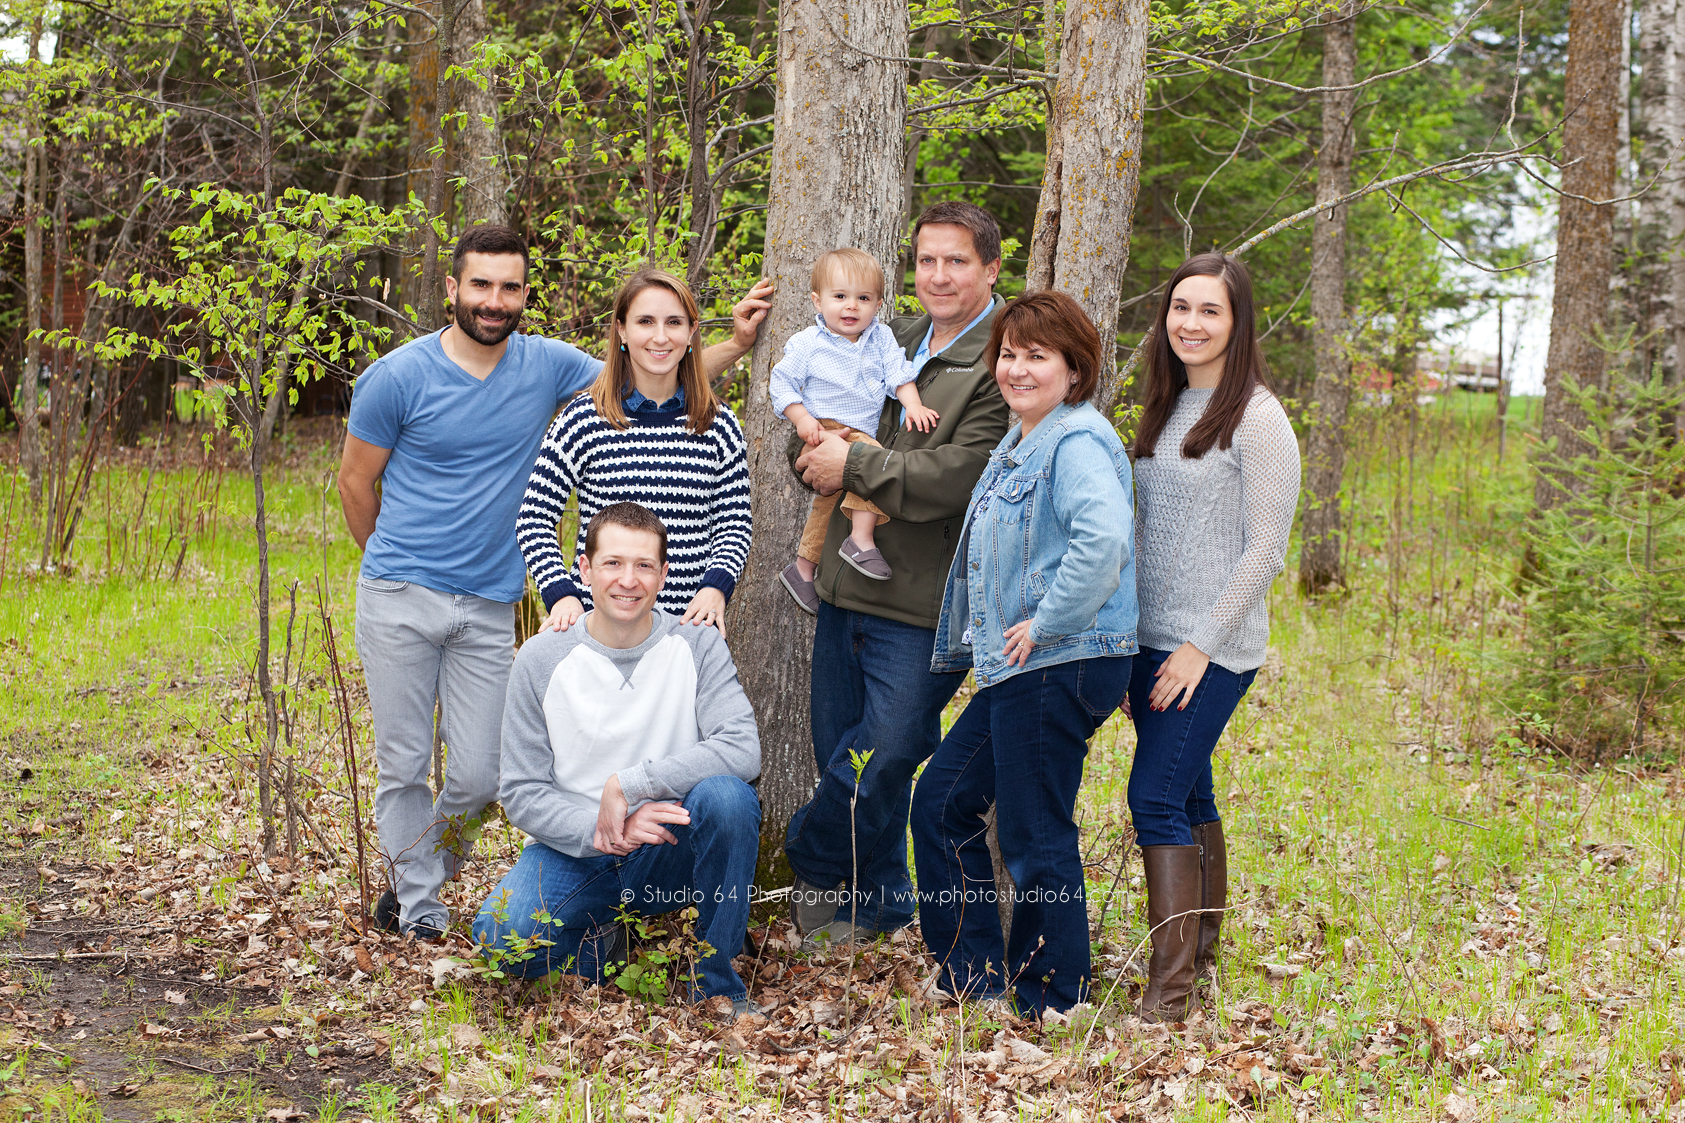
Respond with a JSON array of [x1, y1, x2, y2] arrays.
[[910, 655, 1131, 1017], [784, 601, 968, 933], [471, 775, 761, 1000], [1125, 646, 1257, 847]]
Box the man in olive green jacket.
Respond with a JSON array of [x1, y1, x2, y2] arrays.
[[784, 202, 1012, 947]]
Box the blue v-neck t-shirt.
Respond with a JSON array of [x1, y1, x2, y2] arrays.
[[348, 329, 602, 603]]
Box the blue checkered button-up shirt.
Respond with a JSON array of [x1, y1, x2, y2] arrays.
[[769, 315, 917, 434]]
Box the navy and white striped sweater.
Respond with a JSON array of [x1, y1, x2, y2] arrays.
[[515, 395, 753, 615]]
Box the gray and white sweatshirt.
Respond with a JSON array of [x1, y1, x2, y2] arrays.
[[499, 609, 761, 858]]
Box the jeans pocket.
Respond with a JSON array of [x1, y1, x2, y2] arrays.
[[360, 577, 409, 592], [1075, 658, 1129, 719]]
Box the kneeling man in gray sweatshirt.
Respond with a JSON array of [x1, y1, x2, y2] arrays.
[[472, 502, 762, 1010]]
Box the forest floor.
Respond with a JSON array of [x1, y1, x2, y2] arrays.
[[1, 397, 1683, 1122]]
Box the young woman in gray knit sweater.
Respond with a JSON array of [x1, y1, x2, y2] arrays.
[[1128, 253, 1301, 1022]]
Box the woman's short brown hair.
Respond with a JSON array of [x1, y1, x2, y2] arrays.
[[985, 291, 1102, 406]]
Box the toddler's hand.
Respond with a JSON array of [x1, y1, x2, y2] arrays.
[[903, 405, 941, 433], [796, 416, 825, 445]]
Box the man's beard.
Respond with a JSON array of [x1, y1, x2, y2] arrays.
[[453, 299, 523, 346]]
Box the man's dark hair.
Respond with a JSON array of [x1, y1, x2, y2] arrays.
[[582, 502, 668, 564], [452, 225, 530, 281], [912, 202, 1001, 266]]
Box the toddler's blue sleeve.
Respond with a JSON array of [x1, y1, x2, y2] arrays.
[[876, 322, 918, 395]]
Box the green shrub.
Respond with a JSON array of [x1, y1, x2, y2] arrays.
[[1508, 368, 1685, 758]]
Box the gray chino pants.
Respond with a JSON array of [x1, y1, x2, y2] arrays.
[[355, 577, 513, 933]]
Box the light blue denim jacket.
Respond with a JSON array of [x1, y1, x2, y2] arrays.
[[932, 401, 1138, 687]]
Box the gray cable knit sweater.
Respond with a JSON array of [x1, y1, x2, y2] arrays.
[[1134, 386, 1301, 673], [499, 610, 761, 858]]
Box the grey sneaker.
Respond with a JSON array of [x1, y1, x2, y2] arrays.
[[778, 563, 820, 615], [730, 997, 766, 1022], [801, 919, 878, 952], [837, 538, 892, 581], [790, 877, 844, 934]]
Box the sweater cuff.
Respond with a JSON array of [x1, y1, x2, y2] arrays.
[[617, 764, 655, 808], [700, 567, 738, 605], [1185, 618, 1226, 662], [540, 576, 583, 613]]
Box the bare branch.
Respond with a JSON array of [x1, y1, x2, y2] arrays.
[[1384, 190, 1553, 273], [1153, 0, 1491, 96]]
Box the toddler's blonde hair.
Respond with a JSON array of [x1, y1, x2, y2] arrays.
[[811, 248, 886, 297]]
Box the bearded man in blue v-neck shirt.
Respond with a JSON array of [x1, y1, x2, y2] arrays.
[[337, 225, 772, 938]]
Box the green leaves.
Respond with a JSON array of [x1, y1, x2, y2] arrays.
[[72, 183, 419, 447]]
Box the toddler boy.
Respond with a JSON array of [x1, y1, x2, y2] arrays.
[[771, 248, 938, 612]]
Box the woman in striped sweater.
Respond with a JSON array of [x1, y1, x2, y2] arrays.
[[515, 267, 752, 632]]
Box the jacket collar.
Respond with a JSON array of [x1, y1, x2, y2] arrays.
[[1003, 401, 1077, 466], [901, 294, 1003, 367]]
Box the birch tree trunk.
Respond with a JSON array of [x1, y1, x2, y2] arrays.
[[1635, 0, 1677, 387], [1672, 0, 1685, 437], [1536, 0, 1624, 511], [454, 0, 509, 228], [19, 18, 43, 501], [1023, 0, 1150, 409], [725, 0, 907, 867], [1297, 1, 1359, 595]]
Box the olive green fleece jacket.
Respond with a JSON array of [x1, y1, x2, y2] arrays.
[[787, 297, 1011, 630]]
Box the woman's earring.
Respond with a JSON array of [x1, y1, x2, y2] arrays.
[[620, 343, 627, 352]]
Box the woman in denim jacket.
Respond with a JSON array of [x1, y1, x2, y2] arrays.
[[912, 291, 1137, 1017]]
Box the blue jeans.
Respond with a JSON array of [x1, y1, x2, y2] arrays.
[[471, 775, 760, 1000], [784, 601, 967, 932], [1126, 647, 1256, 847], [911, 656, 1131, 1016]]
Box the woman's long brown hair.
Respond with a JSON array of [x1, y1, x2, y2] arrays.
[[590, 266, 718, 435], [1133, 252, 1273, 459]]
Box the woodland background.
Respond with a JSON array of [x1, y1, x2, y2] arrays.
[[0, 0, 1681, 1120]]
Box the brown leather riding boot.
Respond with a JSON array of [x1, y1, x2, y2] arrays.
[[1137, 844, 1203, 1023], [1194, 820, 1228, 981]]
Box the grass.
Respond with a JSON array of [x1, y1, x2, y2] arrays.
[[0, 392, 1680, 1120]]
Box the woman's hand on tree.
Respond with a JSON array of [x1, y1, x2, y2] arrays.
[[681, 586, 727, 633], [1148, 641, 1210, 712], [544, 596, 585, 632], [1003, 620, 1036, 667], [730, 280, 775, 350]]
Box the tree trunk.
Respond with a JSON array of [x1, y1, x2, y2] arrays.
[[409, 0, 454, 330], [1023, 0, 1150, 409], [727, 0, 907, 870], [42, 159, 69, 570], [19, 18, 43, 501], [1297, 1, 1359, 595], [1672, 0, 1685, 437], [1536, 0, 1624, 511], [1496, 302, 1512, 460], [1635, 0, 1676, 387], [683, 0, 715, 286], [454, 0, 509, 228], [1612, 0, 1636, 391]]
